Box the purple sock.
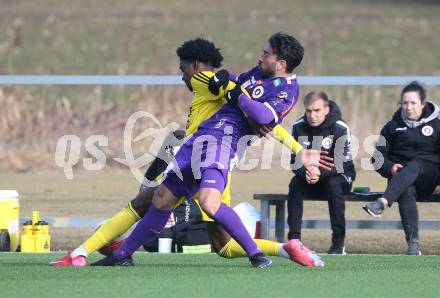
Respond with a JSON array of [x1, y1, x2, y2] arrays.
[[113, 204, 171, 260], [212, 203, 260, 257]]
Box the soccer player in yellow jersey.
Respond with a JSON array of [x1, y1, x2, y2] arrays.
[[50, 35, 330, 267]]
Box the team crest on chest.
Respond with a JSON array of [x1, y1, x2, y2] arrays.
[[421, 125, 433, 136], [322, 137, 333, 149], [252, 86, 265, 99]]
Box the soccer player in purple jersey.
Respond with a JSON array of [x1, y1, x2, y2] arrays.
[[206, 34, 301, 139], [92, 32, 324, 268]]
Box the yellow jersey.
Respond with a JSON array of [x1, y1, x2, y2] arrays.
[[185, 71, 226, 136]]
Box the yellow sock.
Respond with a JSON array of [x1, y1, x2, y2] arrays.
[[82, 205, 140, 254], [218, 239, 280, 258]]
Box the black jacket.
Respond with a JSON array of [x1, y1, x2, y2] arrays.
[[290, 100, 356, 182], [372, 101, 440, 178]]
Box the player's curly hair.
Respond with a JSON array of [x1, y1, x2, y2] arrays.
[[269, 32, 304, 73], [176, 38, 223, 68]]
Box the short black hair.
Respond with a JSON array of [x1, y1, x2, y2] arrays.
[[304, 90, 329, 106], [176, 38, 223, 68], [269, 32, 304, 73], [401, 81, 426, 102]]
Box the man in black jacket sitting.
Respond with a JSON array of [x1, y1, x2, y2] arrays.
[[287, 91, 356, 255]]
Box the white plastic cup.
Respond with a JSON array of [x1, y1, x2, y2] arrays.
[[158, 238, 173, 253]]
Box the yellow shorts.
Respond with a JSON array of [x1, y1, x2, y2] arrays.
[[174, 174, 231, 222]]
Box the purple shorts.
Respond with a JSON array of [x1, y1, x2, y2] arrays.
[[162, 131, 238, 199]]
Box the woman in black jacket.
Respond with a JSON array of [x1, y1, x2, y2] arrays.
[[364, 81, 440, 255]]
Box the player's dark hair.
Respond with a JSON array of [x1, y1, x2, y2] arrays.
[[400, 81, 426, 103], [269, 32, 304, 73], [304, 90, 329, 106], [176, 38, 223, 68]]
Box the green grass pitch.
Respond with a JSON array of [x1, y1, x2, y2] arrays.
[[1, 253, 440, 298]]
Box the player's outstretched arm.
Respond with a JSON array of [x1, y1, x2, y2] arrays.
[[208, 70, 334, 171]]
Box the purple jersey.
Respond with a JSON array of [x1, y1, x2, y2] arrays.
[[197, 66, 299, 139], [236, 66, 299, 124]]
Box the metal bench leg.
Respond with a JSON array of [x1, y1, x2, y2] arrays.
[[275, 201, 285, 243], [260, 200, 270, 240]]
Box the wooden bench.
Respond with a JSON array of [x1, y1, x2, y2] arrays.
[[253, 193, 440, 242]]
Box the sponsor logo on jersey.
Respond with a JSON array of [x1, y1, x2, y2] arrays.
[[277, 91, 288, 100], [422, 125, 434, 136], [273, 78, 281, 87], [252, 86, 264, 99], [272, 91, 288, 106], [396, 127, 407, 131], [322, 137, 333, 149]]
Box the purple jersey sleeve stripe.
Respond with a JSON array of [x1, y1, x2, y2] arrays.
[[263, 102, 279, 123], [238, 93, 275, 125]]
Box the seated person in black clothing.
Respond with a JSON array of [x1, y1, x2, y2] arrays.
[[364, 81, 440, 256], [287, 91, 356, 255]]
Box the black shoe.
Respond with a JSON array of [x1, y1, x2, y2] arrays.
[[407, 239, 422, 256], [90, 254, 134, 266], [249, 252, 272, 268], [327, 243, 346, 255], [363, 200, 385, 218]]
